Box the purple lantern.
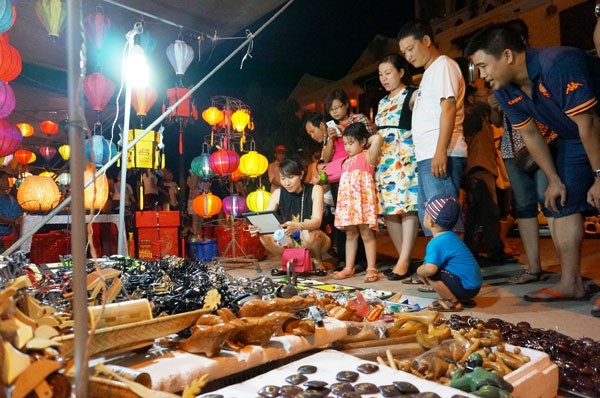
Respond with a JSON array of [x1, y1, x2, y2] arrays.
[[0, 80, 15, 119], [222, 194, 248, 217], [0, 118, 21, 157]]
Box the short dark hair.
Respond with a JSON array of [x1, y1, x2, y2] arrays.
[[279, 158, 305, 177], [379, 53, 413, 86], [342, 122, 370, 142], [397, 20, 434, 43], [303, 112, 325, 128], [465, 23, 526, 59], [324, 89, 349, 114]]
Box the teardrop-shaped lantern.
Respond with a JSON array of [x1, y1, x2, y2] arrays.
[[192, 192, 222, 217], [58, 144, 70, 161], [39, 146, 56, 162], [0, 36, 22, 82], [0, 0, 14, 34], [202, 106, 224, 126], [39, 171, 55, 178], [239, 151, 268, 178], [166, 39, 194, 76], [35, 0, 66, 39], [222, 194, 248, 217], [17, 175, 61, 212], [0, 119, 22, 157], [85, 135, 116, 167], [0, 80, 15, 119], [84, 6, 111, 50], [246, 188, 272, 212], [131, 84, 158, 117], [56, 172, 71, 185], [16, 123, 34, 137], [231, 110, 250, 133], [40, 120, 59, 136], [14, 149, 33, 166], [139, 28, 157, 57], [209, 148, 239, 175], [191, 153, 213, 180], [0, 153, 12, 167], [83, 72, 115, 112]]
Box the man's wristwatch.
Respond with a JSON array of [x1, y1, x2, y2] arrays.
[[595, 4, 600, 18]]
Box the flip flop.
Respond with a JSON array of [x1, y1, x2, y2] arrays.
[[428, 299, 463, 312], [592, 298, 600, 318], [417, 285, 435, 293], [523, 287, 591, 302], [333, 268, 355, 280], [401, 275, 424, 285]]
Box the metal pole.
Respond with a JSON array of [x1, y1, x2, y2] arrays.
[[66, 0, 89, 395]]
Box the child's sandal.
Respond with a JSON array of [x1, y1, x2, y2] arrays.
[[364, 269, 378, 283]]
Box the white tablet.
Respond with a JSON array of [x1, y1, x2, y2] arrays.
[[243, 211, 283, 235]]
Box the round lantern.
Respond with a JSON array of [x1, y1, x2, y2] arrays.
[[83, 72, 115, 113], [35, 0, 67, 39], [56, 172, 71, 185], [239, 151, 268, 177], [192, 192, 222, 217], [191, 153, 213, 180], [39, 146, 56, 162], [0, 119, 22, 157], [209, 148, 239, 175], [16, 123, 34, 137], [202, 106, 224, 126], [40, 120, 59, 136], [58, 144, 70, 161], [231, 110, 250, 132], [0, 80, 15, 118], [246, 188, 272, 212], [231, 167, 245, 182], [83, 165, 109, 210], [14, 149, 33, 166], [166, 39, 194, 76], [39, 171, 55, 178], [0, 38, 22, 82], [222, 194, 248, 217], [17, 175, 61, 212], [0, 0, 14, 34], [85, 135, 116, 167]]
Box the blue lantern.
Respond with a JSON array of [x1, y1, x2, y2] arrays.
[[191, 153, 213, 180], [0, 1, 14, 34], [85, 135, 117, 167]]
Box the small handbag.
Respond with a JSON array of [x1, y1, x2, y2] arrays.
[[281, 248, 312, 273], [324, 156, 346, 183], [508, 125, 539, 173]]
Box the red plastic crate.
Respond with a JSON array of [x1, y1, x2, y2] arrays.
[[30, 231, 71, 264], [215, 221, 265, 260]]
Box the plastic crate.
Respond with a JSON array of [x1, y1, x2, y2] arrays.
[[215, 221, 265, 260], [0, 233, 14, 251], [30, 231, 71, 264], [187, 239, 219, 261]]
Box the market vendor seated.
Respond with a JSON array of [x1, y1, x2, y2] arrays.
[[417, 194, 482, 312], [0, 172, 22, 246], [248, 158, 331, 276]]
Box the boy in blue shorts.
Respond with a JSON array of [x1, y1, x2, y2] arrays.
[[417, 194, 482, 312]]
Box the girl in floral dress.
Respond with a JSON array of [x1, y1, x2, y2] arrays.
[[333, 123, 383, 282], [375, 53, 420, 281]]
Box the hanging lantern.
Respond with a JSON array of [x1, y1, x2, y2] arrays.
[[58, 144, 70, 161], [0, 153, 12, 166], [0, 119, 22, 157], [191, 153, 213, 180], [16, 123, 34, 137], [0, 36, 22, 82], [231, 109, 250, 132], [14, 149, 31, 165], [85, 135, 116, 167], [17, 175, 61, 212], [35, 0, 66, 39], [0, 0, 14, 34], [83, 165, 109, 210], [40, 120, 59, 136], [218, 109, 232, 129], [125, 129, 160, 169], [39, 171, 55, 178], [192, 192, 222, 217], [231, 167, 245, 182], [139, 28, 157, 57], [239, 151, 268, 178], [132, 84, 158, 117], [166, 39, 194, 76], [202, 106, 224, 126], [0, 80, 15, 119], [56, 172, 70, 185], [222, 194, 248, 217], [246, 188, 272, 212], [39, 146, 56, 162], [209, 148, 239, 175], [83, 72, 115, 113], [83, 6, 111, 50], [164, 88, 198, 119]]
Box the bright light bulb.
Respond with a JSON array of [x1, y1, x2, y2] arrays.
[[127, 44, 150, 88]]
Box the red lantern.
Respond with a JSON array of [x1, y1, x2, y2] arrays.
[[39, 146, 56, 162], [0, 35, 21, 82], [163, 88, 198, 119], [132, 84, 158, 117], [209, 149, 239, 175], [83, 72, 115, 112], [0, 119, 22, 157], [192, 192, 222, 217], [40, 120, 59, 136], [217, 109, 232, 129], [14, 149, 33, 166], [84, 6, 111, 50]]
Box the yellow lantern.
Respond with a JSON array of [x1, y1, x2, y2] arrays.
[[17, 175, 61, 212], [16, 123, 34, 137], [239, 151, 268, 178], [202, 106, 224, 126], [231, 109, 250, 132], [35, 0, 67, 39], [39, 171, 55, 178], [28, 153, 37, 164], [58, 144, 70, 161], [246, 188, 271, 212], [83, 164, 109, 210]]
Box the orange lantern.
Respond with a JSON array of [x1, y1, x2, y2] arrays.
[[202, 106, 224, 126], [231, 167, 245, 182], [192, 192, 222, 217], [239, 151, 268, 178], [132, 84, 158, 117], [40, 120, 59, 136], [14, 148, 33, 166], [16, 123, 34, 137], [231, 109, 250, 132], [17, 175, 61, 212], [83, 164, 109, 210], [0, 35, 22, 82]]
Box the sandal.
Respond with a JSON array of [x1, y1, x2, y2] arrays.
[[428, 299, 463, 312], [364, 269, 379, 283], [333, 267, 355, 280], [401, 275, 425, 285], [417, 285, 435, 293], [507, 270, 544, 285]]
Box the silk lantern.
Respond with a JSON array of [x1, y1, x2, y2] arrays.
[[40, 120, 59, 136], [246, 188, 271, 212], [85, 135, 116, 167], [58, 144, 70, 161], [56, 172, 70, 185], [222, 194, 248, 217], [0, 119, 22, 157], [39, 146, 56, 162], [0, 36, 22, 82], [16, 123, 34, 137], [35, 0, 66, 39], [191, 153, 213, 180], [132, 84, 157, 127], [0, 153, 12, 166], [139, 29, 157, 57], [166, 39, 194, 76], [209, 148, 239, 175], [164, 88, 198, 119], [192, 192, 221, 217], [17, 175, 61, 212], [0, 0, 14, 34], [83, 72, 115, 113], [239, 151, 268, 178], [14, 149, 33, 166], [0, 80, 15, 118], [231, 167, 245, 182], [84, 6, 111, 50], [83, 164, 109, 210], [231, 110, 250, 132], [39, 171, 55, 178], [202, 106, 223, 126]]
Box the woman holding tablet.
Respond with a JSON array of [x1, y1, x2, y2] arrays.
[[248, 158, 331, 276]]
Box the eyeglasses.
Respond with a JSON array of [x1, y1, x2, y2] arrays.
[[329, 103, 346, 112]]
